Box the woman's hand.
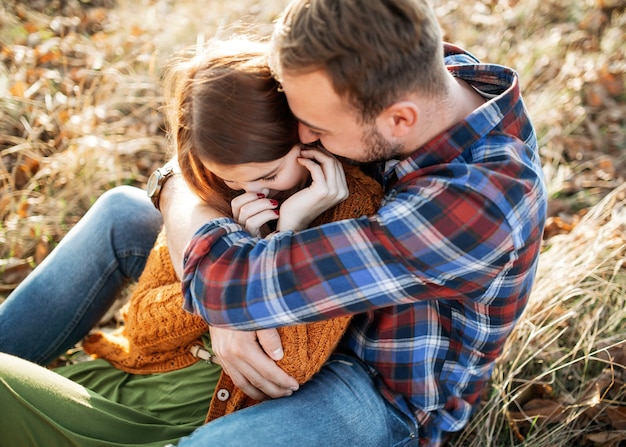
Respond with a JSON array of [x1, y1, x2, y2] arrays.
[[231, 191, 279, 237], [278, 148, 348, 231]]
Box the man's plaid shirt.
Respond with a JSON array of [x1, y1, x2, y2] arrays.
[[182, 44, 547, 446]]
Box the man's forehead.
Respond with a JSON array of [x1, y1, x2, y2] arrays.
[[281, 70, 348, 125], [281, 69, 333, 99]]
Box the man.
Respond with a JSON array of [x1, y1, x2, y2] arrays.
[[163, 0, 547, 445]]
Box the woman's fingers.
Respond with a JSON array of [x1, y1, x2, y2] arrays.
[[231, 193, 279, 237], [243, 210, 279, 237], [299, 149, 348, 201], [276, 148, 348, 232], [231, 192, 267, 222]]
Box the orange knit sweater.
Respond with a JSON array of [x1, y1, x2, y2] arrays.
[[83, 163, 383, 422]]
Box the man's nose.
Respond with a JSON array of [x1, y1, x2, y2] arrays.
[[298, 124, 319, 144]]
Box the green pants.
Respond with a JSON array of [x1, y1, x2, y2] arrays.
[[0, 353, 221, 447]]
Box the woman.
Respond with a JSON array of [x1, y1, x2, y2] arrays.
[[0, 39, 382, 446]]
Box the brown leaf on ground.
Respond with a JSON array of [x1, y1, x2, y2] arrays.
[[598, 67, 625, 98], [14, 156, 41, 189], [605, 406, 626, 430], [585, 431, 626, 447], [543, 215, 581, 239], [508, 398, 567, 425], [34, 237, 50, 265], [0, 258, 33, 287]]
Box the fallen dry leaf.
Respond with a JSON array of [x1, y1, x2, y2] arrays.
[[605, 406, 626, 430], [585, 430, 626, 447], [34, 236, 50, 265], [14, 156, 41, 189], [9, 80, 28, 97], [508, 398, 566, 424], [0, 258, 33, 286], [598, 67, 625, 98], [544, 215, 581, 239]]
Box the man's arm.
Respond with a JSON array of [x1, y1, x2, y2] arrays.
[[158, 171, 298, 400]]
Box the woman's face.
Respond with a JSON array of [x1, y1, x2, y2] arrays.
[[202, 145, 310, 201]]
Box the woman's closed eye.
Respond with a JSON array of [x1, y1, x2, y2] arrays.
[[261, 175, 277, 182]]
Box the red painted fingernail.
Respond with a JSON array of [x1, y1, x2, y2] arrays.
[[273, 209, 280, 215], [270, 200, 279, 206], [257, 193, 265, 198]]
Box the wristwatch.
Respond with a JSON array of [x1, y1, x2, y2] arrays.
[[146, 162, 177, 211]]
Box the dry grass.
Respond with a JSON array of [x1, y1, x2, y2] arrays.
[[449, 184, 626, 446], [1, 0, 625, 445], [0, 0, 289, 289]]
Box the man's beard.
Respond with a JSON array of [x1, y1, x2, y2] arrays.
[[361, 125, 403, 163]]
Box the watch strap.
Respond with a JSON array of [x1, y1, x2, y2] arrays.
[[148, 162, 177, 211]]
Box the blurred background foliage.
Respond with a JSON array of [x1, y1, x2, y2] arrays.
[[0, 1, 625, 445]]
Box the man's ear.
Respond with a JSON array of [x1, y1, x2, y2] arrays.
[[378, 101, 418, 138]]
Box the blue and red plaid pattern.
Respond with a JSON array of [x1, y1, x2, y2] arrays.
[[182, 44, 547, 446]]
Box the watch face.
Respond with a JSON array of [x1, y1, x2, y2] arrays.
[[146, 171, 160, 196]]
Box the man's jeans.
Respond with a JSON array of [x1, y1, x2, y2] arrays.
[[0, 186, 162, 365], [176, 354, 419, 447]]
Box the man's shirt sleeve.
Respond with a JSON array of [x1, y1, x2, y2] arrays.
[[182, 163, 536, 330]]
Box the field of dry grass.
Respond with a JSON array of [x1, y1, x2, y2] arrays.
[[1, 0, 625, 445]]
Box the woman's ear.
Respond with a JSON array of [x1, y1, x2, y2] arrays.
[[378, 101, 419, 138]]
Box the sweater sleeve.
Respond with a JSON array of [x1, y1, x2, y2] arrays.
[[83, 231, 209, 374]]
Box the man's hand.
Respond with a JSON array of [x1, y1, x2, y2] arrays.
[[209, 326, 299, 400]]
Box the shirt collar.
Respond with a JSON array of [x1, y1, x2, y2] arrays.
[[383, 47, 521, 188]]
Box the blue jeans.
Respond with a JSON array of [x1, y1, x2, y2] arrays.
[[0, 186, 419, 445], [0, 186, 162, 365], [176, 354, 419, 447]]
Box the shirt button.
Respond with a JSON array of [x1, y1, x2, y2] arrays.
[[217, 389, 230, 401]]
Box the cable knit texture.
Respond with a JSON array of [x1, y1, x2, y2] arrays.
[[83, 163, 383, 422], [83, 230, 208, 373]]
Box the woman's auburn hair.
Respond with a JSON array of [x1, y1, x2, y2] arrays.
[[162, 39, 299, 208]]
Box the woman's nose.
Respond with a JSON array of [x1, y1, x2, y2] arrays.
[[228, 181, 256, 192], [241, 183, 264, 194]]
